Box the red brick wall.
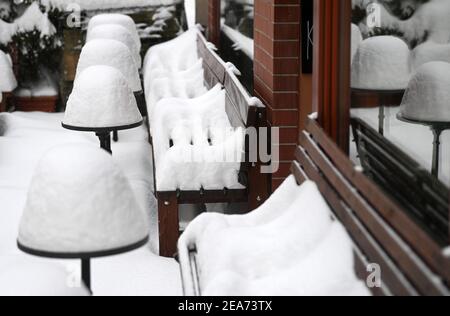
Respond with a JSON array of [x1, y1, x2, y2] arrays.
[[208, 0, 221, 46], [254, 0, 301, 190]]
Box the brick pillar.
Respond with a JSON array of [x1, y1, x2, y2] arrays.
[[254, 0, 301, 190], [208, 0, 221, 46]]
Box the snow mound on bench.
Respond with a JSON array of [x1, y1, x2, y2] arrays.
[[18, 144, 149, 254], [152, 89, 244, 191], [76, 39, 142, 92], [180, 179, 370, 296], [352, 36, 411, 90], [143, 28, 199, 74]]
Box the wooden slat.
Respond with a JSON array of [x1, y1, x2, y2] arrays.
[[305, 118, 450, 284], [291, 161, 308, 185], [295, 146, 418, 296], [158, 189, 248, 205], [300, 132, 449, 295], [223, 71, 250, 124]]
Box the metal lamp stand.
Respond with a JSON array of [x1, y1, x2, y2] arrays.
[[62, 120, 143, 155], [352, 88, 406, 136], [397, 114, 450, 177], [17, 236, 149, 295]]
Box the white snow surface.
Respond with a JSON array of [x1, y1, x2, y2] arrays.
[[152, 88, 245, 191], [76, 39, 142, 92], [87, 13, 141, 51], [18, 144, 149, 254], [64, 65, 142, 128], [41, 0, 182, 11], [0, 50, 17, 92], [352, 36, 411, 90], [0, 112, 181, 296], [143, 28, 199, 75], [400, 61, 450, 122], [0, 256, 90, 296], [87, 24, 142, 68], [179, 177, 370, 296]]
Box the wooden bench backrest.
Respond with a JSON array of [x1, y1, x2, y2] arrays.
[[196, 32, 264, 130], [292, 118, 450, 296]]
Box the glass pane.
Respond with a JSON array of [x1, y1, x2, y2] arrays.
[[220, 0, 254, 91], [350, 0, 450, 245]]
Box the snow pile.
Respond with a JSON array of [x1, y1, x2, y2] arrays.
[[412, 41, 450, 70], [18, 144, 149, 254], [400, 61, 450, 122], [0, 19, 15, 45], [152, 88, 245, 191], [41, 0, 182, 11], [87, 24, 142, 68], [87, 14, 141, 52], [15, 2, 56, 37], [352, 36, 411, 90], [0, 50, 17, 93], [143, 28, 206, 118], [76, 39, 142, 92], [0, 256, 90, 296], [351, 24, 363, 64], [179, 177, 370, 296], [143, 28, 199, 75], [64, 65, 142, 128]]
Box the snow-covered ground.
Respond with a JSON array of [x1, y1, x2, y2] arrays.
[[0, 112, 181, 296], [351, 106, 450, 186]]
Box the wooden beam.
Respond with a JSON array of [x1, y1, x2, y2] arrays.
[[313, 0, 351, 153], [208, 0, 221, 47]]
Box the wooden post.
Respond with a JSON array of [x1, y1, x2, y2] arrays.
[[208, 0, 221, 47], [158, 192, 179, 258], [313, 0, 352, 153]]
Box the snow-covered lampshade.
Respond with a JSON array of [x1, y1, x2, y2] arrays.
[[76, 39, 141, 92], [399, 61, 450, 122], [87, 14, 141, 52], [18, 144, 149, 256], [63, 65, 142, 130], [87, 24, 142, 68], [351, 36, 411, 90], [17, 144, 149, 292], [0, 50, 17, 93]]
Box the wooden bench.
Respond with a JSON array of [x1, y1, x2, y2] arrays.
[[179, 117, 450, 296], [154, 31, 269, 258]]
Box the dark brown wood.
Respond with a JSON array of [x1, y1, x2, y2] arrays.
[[208, 0, 221, 47], [306, 119, 450, 284], [158, 192, 179, 258], [313, 0, 351, 153], [351, 89, 404, 109], [14, 96, 58, 112], [299, 131, 448, 295], [295, 145, 419, 296]]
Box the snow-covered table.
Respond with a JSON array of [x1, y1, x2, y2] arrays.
[[0, 112, 181, 296]]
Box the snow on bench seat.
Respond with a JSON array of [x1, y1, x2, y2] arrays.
[[178, 176, 370, 296]]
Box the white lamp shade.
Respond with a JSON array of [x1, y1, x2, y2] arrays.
[[351, 36, 411, 90], [400, 61, 450, 122], [0, 50, 17, 92], [77, 39, 142, 92], [87, 24, 141, 68], [64, 65, 142, 129], [87, 14, 141, 51], [18, 144, 149, 255]]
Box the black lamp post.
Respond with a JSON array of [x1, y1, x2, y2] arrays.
[[397, 114, 450, 177]]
